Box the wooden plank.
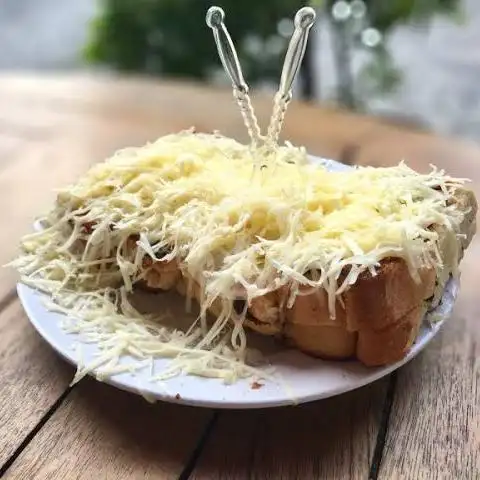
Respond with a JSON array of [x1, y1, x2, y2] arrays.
[[0, 126, 82, 470], [0, 82, 216, 476], [0, 90, 176, 470], [353, 128, 480, 478], [0, 138, 86, 302], [3, 378, 213, 480], [5, 74, 480, 173], [0, 73, 380, 161], [4, 73, 480, 167], [192, 379, 387, 479], [354, 126, 480, 180], [0, 300, 73, 466], [2, 73, 480, 478], [378, 239, 480, 479]]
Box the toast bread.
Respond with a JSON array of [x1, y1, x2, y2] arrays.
[[121, 186, 479, 366]]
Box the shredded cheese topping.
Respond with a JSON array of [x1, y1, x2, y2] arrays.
[[10, 129, 468, 383]]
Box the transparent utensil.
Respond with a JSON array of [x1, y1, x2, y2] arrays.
[[206, 6, 263, 147], [266, 7, 316, 149]]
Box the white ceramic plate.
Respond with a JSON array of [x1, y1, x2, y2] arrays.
[[16, 157, 458, 408]]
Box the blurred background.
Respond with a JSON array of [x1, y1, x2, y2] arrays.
[[1, 0, 479, 142]]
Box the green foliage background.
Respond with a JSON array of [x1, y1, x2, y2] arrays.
[[85, 0, 463, 104], [85, 0, 304, 83]]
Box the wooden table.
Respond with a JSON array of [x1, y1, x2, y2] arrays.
[[0, 73, 478, 480]]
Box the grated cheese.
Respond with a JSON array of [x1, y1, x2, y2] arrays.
[[9, 129, 468, 383]]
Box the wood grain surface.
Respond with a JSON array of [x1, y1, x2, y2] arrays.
[[354, 125, 480, 479], [379, 241, 480, 479], [192, 380, 387, 480], [3, 378, 213, 480], [0, 301, 72, 466], [0, 73, 478, 479]]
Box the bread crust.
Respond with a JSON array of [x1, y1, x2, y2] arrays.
[[130, 186, 477, 366], [356, 304, 427, 366], [282, 186, 476, 365], [343, 261, 435, 332], [284, 323, 357, 359]]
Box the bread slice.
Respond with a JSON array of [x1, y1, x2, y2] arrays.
[[284, 323, 357, 359], [133, 186, 477, 367], [356, 304, 427, 366], [281, 186, 477, 366]]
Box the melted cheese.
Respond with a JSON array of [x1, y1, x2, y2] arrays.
[[10, 129, 468, 382]]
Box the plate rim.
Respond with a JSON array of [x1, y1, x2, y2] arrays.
[[16, 281, 456, 409], [15, 155, 457, 408]]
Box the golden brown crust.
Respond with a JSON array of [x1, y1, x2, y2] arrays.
[[284, 323, 357, 359], [343, 261, 435, 332], [137, 186, 476, 367], [142, 258, 180, 290], [356, 304, 426, 366], [283, 186, 476, 365], [248, 292, 280, 329], [285, 285, 347, 327], [281, 263, 434, 364], [243, 314, 282, 336]]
